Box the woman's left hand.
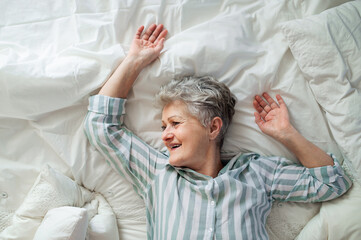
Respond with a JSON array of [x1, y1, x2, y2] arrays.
[[253, 92, 336, 168], [253, 93, 296, 141], [127, 24, 168, 69]]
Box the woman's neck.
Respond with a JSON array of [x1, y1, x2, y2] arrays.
[[197, 147, 222, 178]]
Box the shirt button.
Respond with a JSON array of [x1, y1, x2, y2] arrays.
[[1, 192, 8, 199], [210, 201, 215, 206], [209, 228, 213, 233]]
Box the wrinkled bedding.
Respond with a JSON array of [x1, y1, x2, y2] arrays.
[[1, 0, 360, 239]]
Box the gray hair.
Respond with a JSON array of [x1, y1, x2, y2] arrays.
[[155, 76, 237, 147]]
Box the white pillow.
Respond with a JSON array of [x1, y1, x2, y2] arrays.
[[296, 183, 361, 240], [84, 194, 120, 240], [33, 206, 88, 240], [0, 165, 93, 239], [125, 12, 263, 154], [282, 1, 361, 183], [16, 165, 93, 218]]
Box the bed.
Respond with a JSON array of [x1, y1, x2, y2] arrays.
[[1, 0, 360, 239]]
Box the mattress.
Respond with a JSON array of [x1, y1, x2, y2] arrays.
[[1, 0, 360, 239]]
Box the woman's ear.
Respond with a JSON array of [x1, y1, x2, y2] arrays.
[[209, 117, 223, 141]]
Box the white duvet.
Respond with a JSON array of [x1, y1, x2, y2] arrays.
[[1, 0, 360, 239]]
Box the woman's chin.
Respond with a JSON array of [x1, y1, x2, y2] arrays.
[[169, 158, 183, 167]]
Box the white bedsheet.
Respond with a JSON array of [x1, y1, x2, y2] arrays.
[[1, 0, 360, 239]]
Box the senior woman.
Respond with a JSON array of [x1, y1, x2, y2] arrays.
[[84, 24, 351, 239]]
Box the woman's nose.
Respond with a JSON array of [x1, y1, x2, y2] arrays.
[[162, 128, 174, 142]]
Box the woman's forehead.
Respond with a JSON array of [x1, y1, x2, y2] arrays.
[[162, 100, 191, 120]]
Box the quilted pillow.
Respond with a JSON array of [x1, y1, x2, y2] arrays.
[[0, 165, 93, 239], [282, 2, 361, 239], [282, 1, 361, 183]]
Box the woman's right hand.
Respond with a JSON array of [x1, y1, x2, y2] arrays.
[[98, 24, 167, 98], [127, 24, 168, 69]]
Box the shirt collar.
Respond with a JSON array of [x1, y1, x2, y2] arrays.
[[165, 152, 257, 182]]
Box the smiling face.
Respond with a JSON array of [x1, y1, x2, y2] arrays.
[[161, 100, 213, 170]]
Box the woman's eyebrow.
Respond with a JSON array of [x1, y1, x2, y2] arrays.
[[161, 115, 185, 124], [168, 115, 183, 120], [168, 115, 187, 122]]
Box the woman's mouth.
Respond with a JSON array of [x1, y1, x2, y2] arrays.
[[170, 144, 181, 150]]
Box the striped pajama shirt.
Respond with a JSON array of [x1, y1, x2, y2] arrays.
[[84, 95, 352, 240]]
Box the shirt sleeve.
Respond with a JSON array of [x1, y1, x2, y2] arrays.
[[269, 154, 352, 202], [252, 154, 352, 202], [83, 94, 168, 198]]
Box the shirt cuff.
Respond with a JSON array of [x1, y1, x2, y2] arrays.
[[88, 95, 126, 116], [308, 153, 347, 184]]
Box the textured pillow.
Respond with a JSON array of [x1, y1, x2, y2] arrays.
[[0, 165, 93, 239], [33, 206, 88, 240], [282, 1, 361, 183]]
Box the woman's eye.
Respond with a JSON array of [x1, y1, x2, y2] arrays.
[[172, 122, 180, 126], [161, 122, 180, 131]]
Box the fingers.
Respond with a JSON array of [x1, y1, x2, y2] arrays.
[[262, 92, 279, 109], [148, 24, 165, 43], [253, 92, 285, 118], [254, 95, 273, 119], [276, 94, 287, 110], [140, 24, 167, 43], [253, 98, 268, 119], [254, 112, 265, 130], [254, 93, 280, 110], [154, 29, 168, 45], [135, 24, 168, 46], [135, 26, 145, 39], [154, 38, 166, 53], [141, 24, 157, 41]]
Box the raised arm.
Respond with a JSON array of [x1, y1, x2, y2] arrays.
[[99, 24, 168, 98], [84, 24, 168, 197], [253, 92, 334, 168]]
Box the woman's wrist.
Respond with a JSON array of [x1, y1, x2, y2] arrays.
[[98, 55, 143, 98], [278, 125, 334, 167], [122, 55, 144, 73], [276, 125, 299, 145]]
